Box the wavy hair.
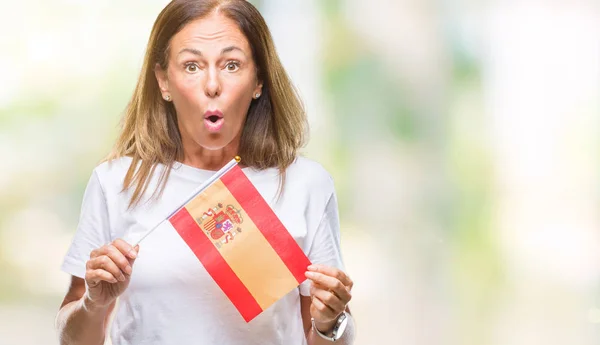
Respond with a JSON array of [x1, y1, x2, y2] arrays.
[[106, 0, 307, 207]]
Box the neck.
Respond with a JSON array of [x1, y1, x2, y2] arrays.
[[180, 135, 241, 171]]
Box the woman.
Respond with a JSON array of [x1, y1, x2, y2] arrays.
[[56, 1, 355, 344]]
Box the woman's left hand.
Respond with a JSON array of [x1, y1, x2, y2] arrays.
[[305, 264, 353, 331]]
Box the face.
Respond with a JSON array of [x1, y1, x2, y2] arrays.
[[155, 13, 262, 151]]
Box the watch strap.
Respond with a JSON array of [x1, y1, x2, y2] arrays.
[[311, 311, 348, 342]]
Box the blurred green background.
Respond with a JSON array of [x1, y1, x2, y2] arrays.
[[1, 0, 600, 344]]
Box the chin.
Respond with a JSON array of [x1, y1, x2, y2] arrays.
[[195, 134, 232, 151]]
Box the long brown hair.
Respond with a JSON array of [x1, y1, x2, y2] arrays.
[[106, 0, 307, 208]]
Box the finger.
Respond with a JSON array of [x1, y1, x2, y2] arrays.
[[308, 264, 353, 289], [85, 268, 118, 286], [87, 255, 126, 282], [311, 281, 352, 304], [90, 244, 133, 276], [311, 295, 337, 320], [89, 245, 108, 259], [305, 271, 352, 303], [123, 245, 140, 264], [112, 239, 138, 260], [310, 285, 345, 313], [105, 245, 133, 275]]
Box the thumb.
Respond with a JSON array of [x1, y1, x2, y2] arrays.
[[127, 245, 139, 258], [126, 245, 140, 266]]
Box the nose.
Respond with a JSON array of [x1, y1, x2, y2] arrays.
[[204, 67, 221, 98]]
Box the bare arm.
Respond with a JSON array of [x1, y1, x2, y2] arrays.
[[301, 296, 355, 345], [300, 264, 356, 345], [56, 239, 138, 345], [56, 276, 115, 345]]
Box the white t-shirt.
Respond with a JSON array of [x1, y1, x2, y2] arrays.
[[61, 155, 345, 345]]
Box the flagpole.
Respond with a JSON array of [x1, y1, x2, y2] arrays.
[[132, 156, 241, 246]]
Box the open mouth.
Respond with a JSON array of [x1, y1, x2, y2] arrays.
[[204, 110, 224, 132]]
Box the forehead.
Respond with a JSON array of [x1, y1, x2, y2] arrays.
[[170, 12, 251, 54]]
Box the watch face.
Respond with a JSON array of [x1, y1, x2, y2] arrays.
[[334, 314, 349, 340]]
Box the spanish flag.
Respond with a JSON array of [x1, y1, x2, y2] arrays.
[[166, 158, 311, 322]]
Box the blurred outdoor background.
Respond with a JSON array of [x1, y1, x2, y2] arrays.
[[1, 0, 600, 344]]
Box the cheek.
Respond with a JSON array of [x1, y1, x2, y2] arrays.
[[172, 74, 202, 101], [178, 87, 201, 107], [168, 78, 201, 129], [224, 81, 254, 114]]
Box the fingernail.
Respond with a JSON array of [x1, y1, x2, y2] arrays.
[[125, 265, 132, 275], [119, 275, 126, 282], [111, 278, 118, 283], [307, 265, 316, 271], [305, 272, 315, 278], [128, 249, 137, 259]]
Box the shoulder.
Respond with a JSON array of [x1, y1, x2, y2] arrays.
[[248, 155, 336, 205], [278, 155, 336, 204], [94, 156, 133, 179], [91, 156, 135, 194], [285, 155, 335, 191]]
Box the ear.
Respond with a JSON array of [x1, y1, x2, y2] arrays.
[[252, 80, 263, 98], [154, 63, 169, 94]]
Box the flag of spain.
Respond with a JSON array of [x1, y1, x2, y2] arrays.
[[168, 164, 311, 322]]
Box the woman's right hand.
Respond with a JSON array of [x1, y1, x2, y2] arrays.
[[84, 239, 139, 308]]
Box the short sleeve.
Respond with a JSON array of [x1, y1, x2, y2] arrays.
[[299, 192, 346, 296], [60, 170, 112, 278]]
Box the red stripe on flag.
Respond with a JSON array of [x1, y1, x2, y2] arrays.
[[169, 207, 262, 322], [221, 165, 311, 284]]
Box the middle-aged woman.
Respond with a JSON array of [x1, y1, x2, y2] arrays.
[[56, 1, 355, 344]]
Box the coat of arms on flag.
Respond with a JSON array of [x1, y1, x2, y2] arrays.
[[198, 203, 244, 248], [136, 157, 311, 322]]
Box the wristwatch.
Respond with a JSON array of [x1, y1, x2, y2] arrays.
[[311, 311, 349, 342]]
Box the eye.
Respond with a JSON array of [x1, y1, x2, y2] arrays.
[[224, 61, 240, 72], [185, 63, 199, 73]]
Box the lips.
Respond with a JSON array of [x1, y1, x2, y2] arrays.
[[204, 110, 224, 132]]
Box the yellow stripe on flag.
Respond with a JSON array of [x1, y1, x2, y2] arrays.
[[185, 179, 299, 310]]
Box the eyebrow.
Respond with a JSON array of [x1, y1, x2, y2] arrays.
[[221, 45, 245, 56], [178, 48, 203, 57], [177, 45, 246, 57]]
